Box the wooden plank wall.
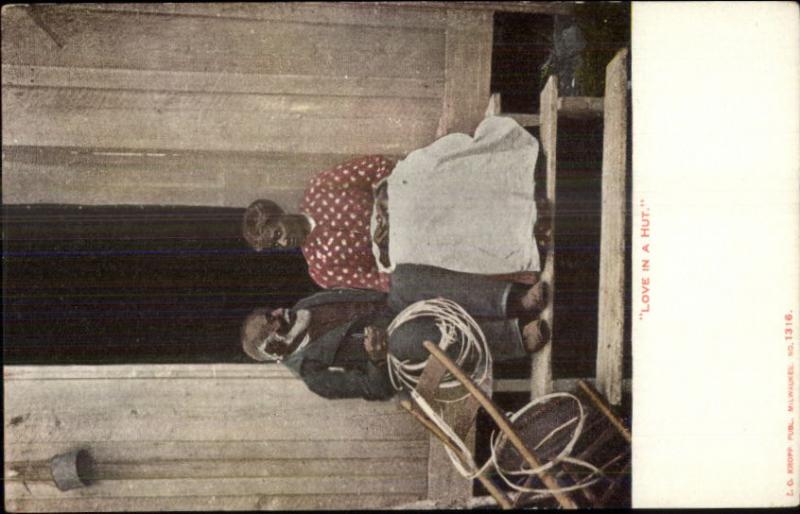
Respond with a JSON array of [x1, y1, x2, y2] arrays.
[[4, 364, 429, 511], [1, 3, 491, 210], [1, 4, 496, 510]]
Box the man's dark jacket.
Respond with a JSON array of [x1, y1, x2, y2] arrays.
[[281, 288, 396, 401]]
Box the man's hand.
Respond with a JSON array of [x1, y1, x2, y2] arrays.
[[364, 325, 388, 363]]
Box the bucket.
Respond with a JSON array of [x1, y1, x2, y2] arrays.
[[50, 449, 92, 491]]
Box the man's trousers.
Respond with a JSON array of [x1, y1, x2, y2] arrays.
[[387, 264, 528, 363]]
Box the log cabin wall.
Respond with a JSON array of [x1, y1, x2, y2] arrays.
[[2, 3, 494, 510], [1, 2, 492, 210]]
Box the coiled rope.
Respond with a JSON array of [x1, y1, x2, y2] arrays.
[[386, 298, 492, 402]]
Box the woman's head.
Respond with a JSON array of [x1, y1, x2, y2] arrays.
[[242, 200, 310, 250]]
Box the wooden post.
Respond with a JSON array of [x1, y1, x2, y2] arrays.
[[595, 48, 629, 407], [531, 75, 559, 400]]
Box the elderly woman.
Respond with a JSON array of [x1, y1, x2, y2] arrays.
[[244, 117, 546, 297], [243, 155, 394, 292]]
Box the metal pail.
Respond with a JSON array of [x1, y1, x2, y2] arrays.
[[50, 449, 91, 491]]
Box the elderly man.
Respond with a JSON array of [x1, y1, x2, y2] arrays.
[[241, 264, 549, 401], [243, 155, 395, 292]]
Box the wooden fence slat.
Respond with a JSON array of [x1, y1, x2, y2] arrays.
[[595, 48, 629, 407], [530, 75, 559, 400]]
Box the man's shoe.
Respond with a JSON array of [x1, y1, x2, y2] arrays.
[[523, 319, 551, 353], [520, 281, 549, 312]]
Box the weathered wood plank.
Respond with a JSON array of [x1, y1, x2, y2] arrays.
[[4, 364, 293, 381], [436, 8, 493, 136], [1, 6, 445, 79], [3, 410, 423, 443], [6, 457, 426, 481], [504, 113, 540, 127], [2, 108, 434, 155], [4, 366, 426, 444], [5, 475, 427, 498], [5, 439, 428, 463], [2, 146, 225, 189], [2, 65, 444, 99], [0, 160, 226, 208], [530, 75, 559, 400], [2, 95, 436, 154], [5, 493, 421, 512], [1, 146, 367, 209], [425, 405, 474, 502], [2, 87, 441, 120], [3, 377, 408, 414], [558, 96, 604, 117], [70, 2, 448, 29], [595, 48, 629, 407]]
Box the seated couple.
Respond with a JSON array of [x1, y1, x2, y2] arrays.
[[241, 264, 549, 401]]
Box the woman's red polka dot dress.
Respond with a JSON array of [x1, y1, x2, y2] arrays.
[[299, 155, 394, 292]]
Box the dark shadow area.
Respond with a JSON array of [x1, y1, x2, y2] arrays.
[[2, 204, 318, 364], [552, 116, 605, 378], [491, 11, 553, 114]]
